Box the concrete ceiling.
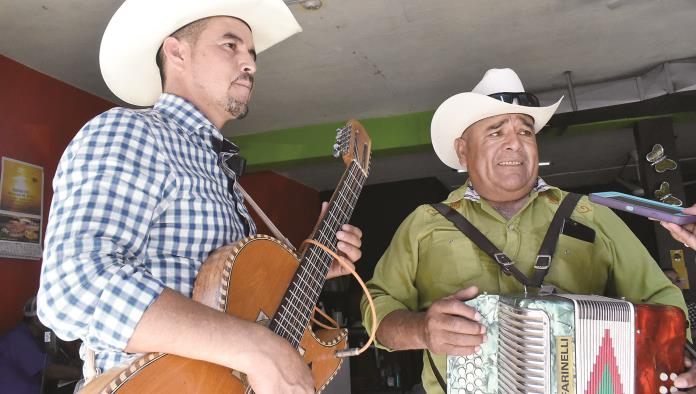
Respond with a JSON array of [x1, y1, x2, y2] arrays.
[[3, 0, 696, 191]]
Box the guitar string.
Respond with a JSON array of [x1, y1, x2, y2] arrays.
[[273, 162, 366, 345]]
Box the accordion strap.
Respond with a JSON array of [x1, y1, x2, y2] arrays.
[[431, 192, 581, 288], [426, 350, 447, 393]]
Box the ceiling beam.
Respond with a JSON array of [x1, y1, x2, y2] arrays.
[[232, 91, 696, 171]]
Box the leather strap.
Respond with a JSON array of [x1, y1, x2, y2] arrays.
[[426, 350, 447, 393], [530, 192, 582, 286], [431, 203, 534, 286], [235, 183, 295, 250], [431, 192, 582, 288]]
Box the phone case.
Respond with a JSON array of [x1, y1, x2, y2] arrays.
[[589, 192, 696, 225]]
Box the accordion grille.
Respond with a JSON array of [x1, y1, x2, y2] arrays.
[[497, 303, 551, 394], [563, 295, 635, 394]]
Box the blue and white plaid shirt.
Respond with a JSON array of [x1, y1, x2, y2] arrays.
[[37, 93, 256, 373]]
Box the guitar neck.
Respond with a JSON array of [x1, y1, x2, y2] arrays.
[[270, 161, 367, 347]]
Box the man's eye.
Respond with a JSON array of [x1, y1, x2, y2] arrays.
[[489, 131, 500, 137], [520, 129, 533, 136], [225, 42, 237, 50]]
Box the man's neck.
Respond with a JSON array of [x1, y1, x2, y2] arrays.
[[486, 196, 529, 221]]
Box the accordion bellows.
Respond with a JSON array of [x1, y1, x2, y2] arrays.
[[447, 293, 686, 394]]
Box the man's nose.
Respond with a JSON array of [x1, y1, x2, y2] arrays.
[[240, 54, 257, 75], [503, 130, 523, 150]]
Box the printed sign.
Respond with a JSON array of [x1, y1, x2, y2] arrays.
[[0, 157, 44, 260]]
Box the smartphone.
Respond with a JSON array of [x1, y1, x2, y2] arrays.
[[589, 191, 696, 225]]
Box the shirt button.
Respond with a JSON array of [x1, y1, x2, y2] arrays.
[[507, 223, 516, 230]]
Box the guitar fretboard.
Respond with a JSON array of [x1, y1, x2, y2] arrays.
[[269, 161, 366, 348]]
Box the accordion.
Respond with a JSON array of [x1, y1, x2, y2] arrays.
[[447, 294, 686, 394]]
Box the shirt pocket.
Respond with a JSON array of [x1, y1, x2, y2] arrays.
[[416, 230, 485, 296], [546, 234, 605, 294]]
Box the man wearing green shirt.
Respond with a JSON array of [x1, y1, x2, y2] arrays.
[[361, 68, 691, 393]]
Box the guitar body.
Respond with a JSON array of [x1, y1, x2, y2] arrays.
[[79, 235, 346, 393]]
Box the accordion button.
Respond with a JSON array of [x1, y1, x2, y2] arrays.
[[659, 386, 668, 394], [457, 367, 466, 378], [660, 372, 668, 381], [670, 387, 678, 393], [670, 373, 678, 381]]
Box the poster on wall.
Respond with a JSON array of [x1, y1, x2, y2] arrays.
[[0, 157, 44, 260]]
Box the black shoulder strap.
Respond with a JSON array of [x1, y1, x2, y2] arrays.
[[430, 202, 534, 286], [431, 192, 582, 288], [426, 350, 447, 393], [529, 192, 582, 286]]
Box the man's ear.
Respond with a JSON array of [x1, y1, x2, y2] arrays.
[[161, 37, 187, 73], [454, 136, 468, 169]]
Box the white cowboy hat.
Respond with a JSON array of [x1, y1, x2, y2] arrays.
[[100, 0, 302, 106], [431, 68, 563, 170]]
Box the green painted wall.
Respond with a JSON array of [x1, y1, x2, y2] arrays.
[[232, 109, 696, 171]]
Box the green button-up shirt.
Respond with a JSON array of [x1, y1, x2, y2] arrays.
[[361, 180, 687, 394]]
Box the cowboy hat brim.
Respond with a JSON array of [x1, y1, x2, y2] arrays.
[[100, 0, 302, 106], [431, 93, 563, 170]]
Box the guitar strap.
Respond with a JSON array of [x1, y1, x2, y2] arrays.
[[235, 183, 295, 250]]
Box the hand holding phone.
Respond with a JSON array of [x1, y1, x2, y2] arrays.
[[589, 191, 696, 225]]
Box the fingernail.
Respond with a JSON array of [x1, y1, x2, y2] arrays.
[[674, 377, 685, 387], [480, 325, 486, 334], [482, 334, 487, 342], [474, 312, 482, 321], [474, 345, 481, 353]]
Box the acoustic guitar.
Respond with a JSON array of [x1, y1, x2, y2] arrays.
[[78, 120, 372, 393]]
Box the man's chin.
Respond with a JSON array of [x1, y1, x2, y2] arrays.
[[227, 103, 249, 120]]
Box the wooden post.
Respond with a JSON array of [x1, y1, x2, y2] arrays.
[[634, 117, 696, 301]]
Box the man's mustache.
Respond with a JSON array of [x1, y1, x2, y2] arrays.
[[233, 73, 254, 86]]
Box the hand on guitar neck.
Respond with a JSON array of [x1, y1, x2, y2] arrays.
[[320, 201, 363, 280]]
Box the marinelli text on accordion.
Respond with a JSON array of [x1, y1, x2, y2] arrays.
[[446, 293, 687, 394]]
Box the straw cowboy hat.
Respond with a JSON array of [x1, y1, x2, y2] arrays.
[[431, 68, 563, 170], [100, 0, 302, 106]]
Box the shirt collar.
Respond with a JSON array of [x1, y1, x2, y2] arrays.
[[153, 93, 223, 141], [445, 177, 558, 204]]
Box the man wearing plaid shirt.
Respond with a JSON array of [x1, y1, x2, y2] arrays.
[[36, 1, 363, 393]]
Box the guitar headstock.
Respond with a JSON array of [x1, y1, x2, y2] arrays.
[[332, 119, 372, 176]]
